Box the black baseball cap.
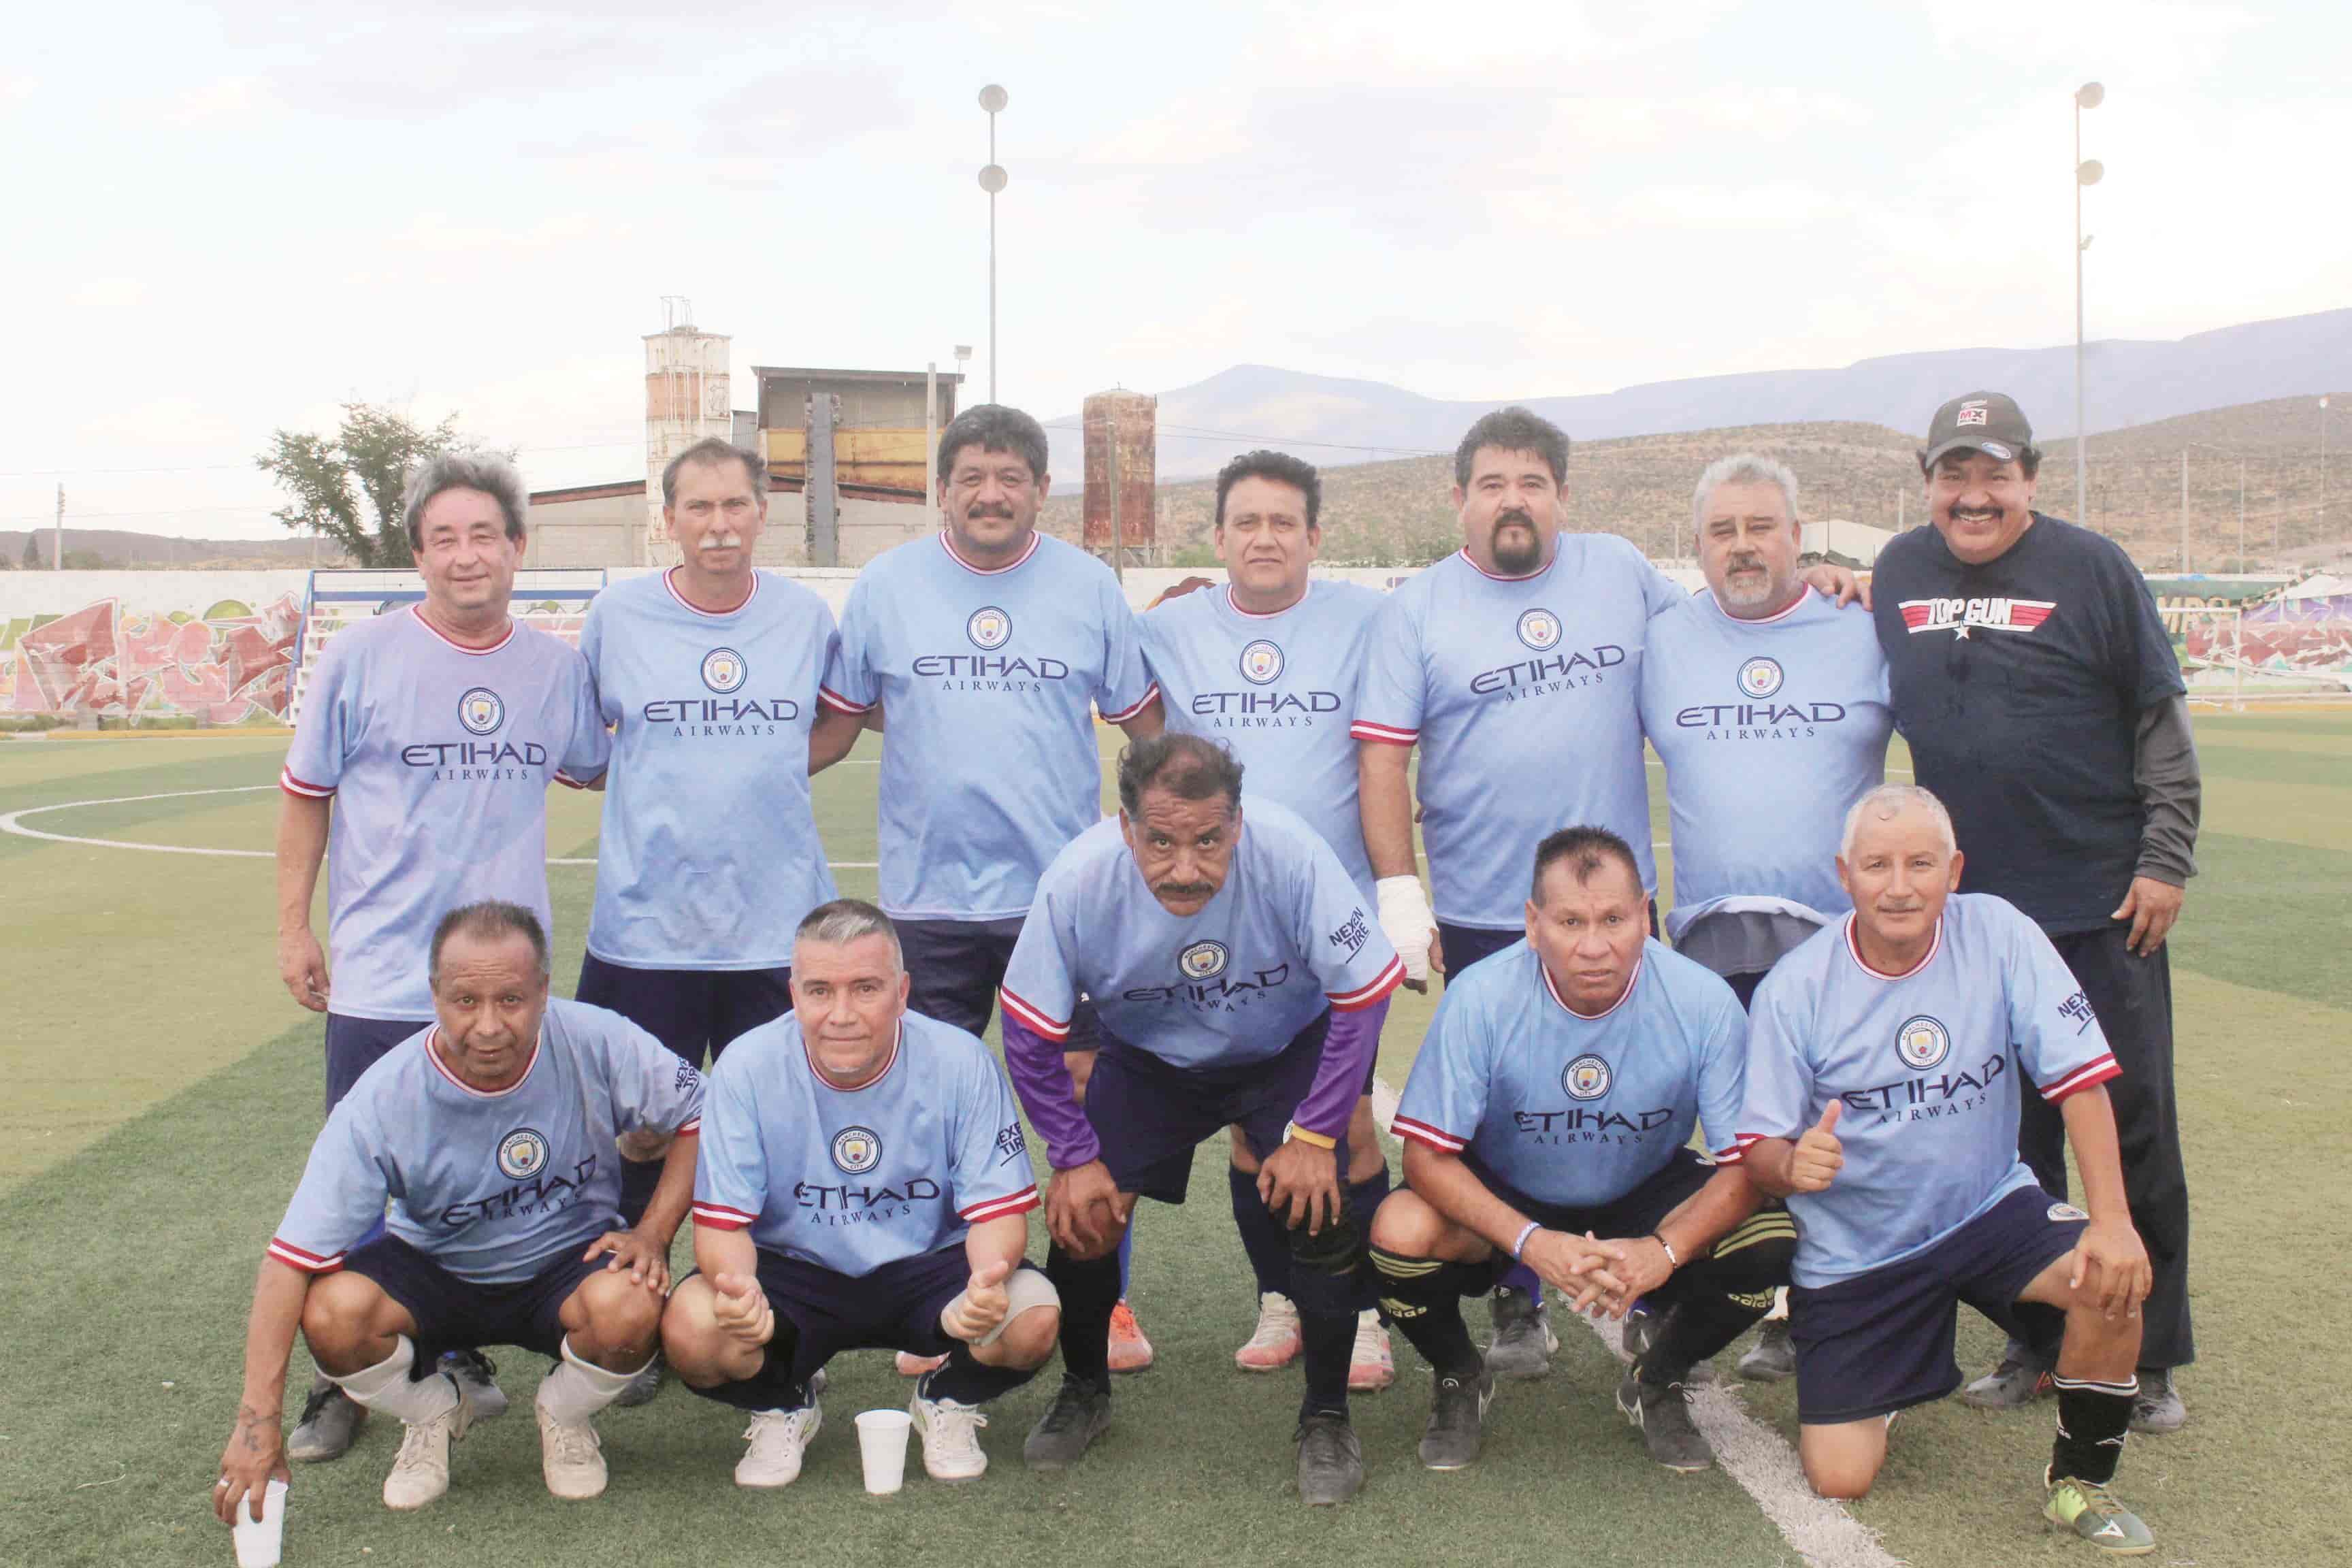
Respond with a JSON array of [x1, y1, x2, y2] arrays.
[[1922, 391, 2034, 469]]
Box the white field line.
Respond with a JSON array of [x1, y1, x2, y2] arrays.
[[1367, 1076, 1901, 1568]]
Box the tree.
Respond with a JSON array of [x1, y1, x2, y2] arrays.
[[17, 534, 36, 569], [256, 403, 471, 568]]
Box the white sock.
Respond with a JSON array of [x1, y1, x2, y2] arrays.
[[535, 1337, 645, 1426], [327, 1336, 458, 1426]]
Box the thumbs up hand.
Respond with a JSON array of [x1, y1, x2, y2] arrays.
[[941, 1260, 1013, 1343], [1790, 1100, 1844, 1193], [711, 1271, 775, 1348]]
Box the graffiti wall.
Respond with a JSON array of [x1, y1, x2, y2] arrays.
[[1, 572, 309, 722]]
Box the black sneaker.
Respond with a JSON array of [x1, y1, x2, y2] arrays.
[[1294, 1412, 1364, 1506], [1484, 1287, 1556, 1380], [2129, 1369, 2185, 1434], [1737, 1320, 1796, 1383], [1616, 1366, 1714, 1472], [1418, 1367, 1494, 1471], [1022, 1375, 1111, 1471], [1959, 1337, 2053, 1410], [613, 1353, 664, 1409], [440, 1348, 509, 1421], [287, 1379, 366, 1463]]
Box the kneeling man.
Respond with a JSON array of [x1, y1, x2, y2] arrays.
[[214, 901, 703, 1527], [1740, 785, 2157, 1555], [662, 900, 1060, 1487], [1374, 827, 1791, 1473]]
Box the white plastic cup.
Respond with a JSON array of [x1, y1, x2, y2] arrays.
[[853, 1408, 913, 1494], [230, 1477, 287, 1567]]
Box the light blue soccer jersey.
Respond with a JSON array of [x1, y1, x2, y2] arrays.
[[825, 531, 1158, 921], [1640, 587, 1893, 939], [999, 800, 1405, 1068], [267, 999, 704, 1284], [1352, 539, 1685, 924], [1738, 894, 2120, 1288], [578, 569, 843, 968], [1393, 938, 1748, 1209], [689, 1011, 1039, 1276], [1141, 581, 1384, 894], [281, 608, 609, 1021]]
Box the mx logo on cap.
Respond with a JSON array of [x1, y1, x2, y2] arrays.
[[1957, 400, 1990, 427], [701, 647, 747, 693], [1563, 1054, 1612, 1100], [966, 606, 1013, 650], [1180, 940, 1229, 980], [458, 687, 505, 736], [1239, 639, 1285, 685], [831, 1126, 883, 1175], [1517, 608, 1563, 651], [497, 1127, 549, 1181], [1895, 1015, 1950, 1071], [1737, 656, 1784, 698]]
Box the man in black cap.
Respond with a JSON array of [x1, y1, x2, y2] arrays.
[[1866, 392, 2198, 1433]]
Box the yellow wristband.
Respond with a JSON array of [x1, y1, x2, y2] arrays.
[[1286, 1124, 1338, 1149]]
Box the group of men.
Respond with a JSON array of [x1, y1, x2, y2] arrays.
[[215, 387, 2199, 1555]]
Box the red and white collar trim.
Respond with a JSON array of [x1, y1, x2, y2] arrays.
[[938, 529, 1040, 576], [1843, 913, 1944, 980], [664, 566, 758, 617], [1225, 583, 1307, 620], [425, 1026, 542, 1098], [1455, 546, 1555, 584], [1539, 951, 1643, 1020], [409, 605, 515, 655], [802, 1021, 904, 1092], [1706, 583, 1816, 625]]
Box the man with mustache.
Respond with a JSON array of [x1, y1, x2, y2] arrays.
[[274, 453, 610, 1459], [1867, 393, 2198, 1434], [998, 734, 1405, 1503], [1639, 454, 1893, 1379]]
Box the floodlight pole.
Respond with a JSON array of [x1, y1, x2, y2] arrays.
[[978, 86, 1009, 404], [2074, 82, 2103, 528]]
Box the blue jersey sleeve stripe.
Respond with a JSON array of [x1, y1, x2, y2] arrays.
[[2040, 1054, 2121, 1102], [1329, 956, 1406, 1010], [278, 766, 335, 799], [1348, 719, 1417, 744], [999, 987, 1071, 1041], [818, 685, 873, 715], [267, 1237, 346, 1273], [1100, 681, 1161, 723], [959, 1187, 1041, 1223], [1392, 1115, 1465, 1153]]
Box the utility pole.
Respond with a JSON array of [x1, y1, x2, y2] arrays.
[[53, 485, 63, 570], [2180, 448, 2189, 574]]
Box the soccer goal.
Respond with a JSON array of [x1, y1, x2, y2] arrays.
[[2176, 602, 2352, 706], [288, 568, 606, 727]]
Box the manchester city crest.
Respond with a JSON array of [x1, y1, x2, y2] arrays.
[[1239, 639, 1285, 685], [1516, 608, 1563, 651], [497, 1127, 549, 1181], [966, 606, 1013, 650], [701, 647, 748, 693], [1895, 1015, 1950, 1071], [1737, 656, 1784, 698], [1563, 1054, 1612, 1100], [1179, 940, 1230, 980], [831, 1126, 883, 1175], [457, 687, 505, 736]]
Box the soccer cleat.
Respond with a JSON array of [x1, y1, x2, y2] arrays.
[[1107, 1301, 1155, 1373], [1418, 1367, 1494, 1470], [896, 1352, 948, 1377], [2045, 1470, 2157, 1556], [913, 1390, 990, 1482], [1961, 1337, 2053, 1410], [288, 1380, 367, 1463], [1023, 1374, 1112, 1471], [2128, 1371, 2185, 1435], [1738, 1320, 1797, 1383], [1617, 1367, 1714, 1473], [612, 1352, 664, 1408], [534, 1401, 608, 1500], [440, 1348, 509, 1422], [1294, 1412, 1364, 1506], [1485, 1286, 1557, 1380], [381, 1379, 472, 1511], [1235, 1292, 1303, 1371], [735, 1403, 821, 1489], [1348, 1311, 1395, 1392]]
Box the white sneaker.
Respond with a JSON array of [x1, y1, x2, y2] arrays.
[[1348, 1310, 1396, 1392], [534, 1401, 608, 1501], [912, 1392, 989, 1482], [1235, 1292, 1303, 1371], [735, 1403, 821, 1489], [382, 1384, 472, 1511]]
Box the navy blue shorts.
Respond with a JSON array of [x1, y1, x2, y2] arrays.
[[1460, 1147, 1714, 1292], [1084, 1013, 1345, 1204], [325, 1014, 424, 1113], [899, 917, 1100, 1051], [340, 1233, 609, 1363], [574, 951, 792, 1068], [1790, 1184, 2087, 1424]]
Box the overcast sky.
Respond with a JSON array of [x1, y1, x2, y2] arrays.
[[3, 1, 2345, 541]]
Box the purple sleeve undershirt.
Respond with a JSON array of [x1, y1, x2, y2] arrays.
[[1002, 1013, 1102, 1171], [1294, 996, 1388, 1143]]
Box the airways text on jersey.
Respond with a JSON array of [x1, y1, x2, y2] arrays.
[[1898, 597, 2057, 636]]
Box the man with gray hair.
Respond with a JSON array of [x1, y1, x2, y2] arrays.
[[1638, 454, 1893, 1378], [274, 451, 610, 1458]]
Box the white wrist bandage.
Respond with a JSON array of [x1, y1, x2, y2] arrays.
[[1376, 875, 1435, 983]]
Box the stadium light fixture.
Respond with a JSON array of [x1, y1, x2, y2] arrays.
[[2074, 81, 2103, 530]]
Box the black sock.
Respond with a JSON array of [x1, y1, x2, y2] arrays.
[[921, 1344, 1034, 1406], [1299, 1310, 1354, 1420], [685, 1339, 808, 1414], [1642, 1292, 1772, 1384], [617, 1155, 662, 1227], [1228, 1164, 1292, 1296], [2051, 1376, 2135, 1485], [1371, 1247, 1482, 1380], [1047, 1243, 1122, 1388]]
